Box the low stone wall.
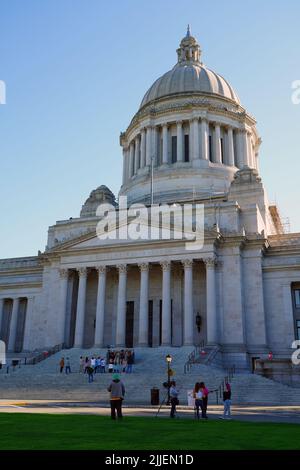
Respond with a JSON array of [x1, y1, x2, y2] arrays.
[[254, 358, 300, 387]]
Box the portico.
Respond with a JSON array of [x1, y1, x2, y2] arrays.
[[58, 256, 216, 349]]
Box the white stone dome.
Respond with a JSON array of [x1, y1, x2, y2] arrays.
[[140, 27, 240, 109]]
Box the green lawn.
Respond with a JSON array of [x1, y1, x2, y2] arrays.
[[0, 413, 300, 450]]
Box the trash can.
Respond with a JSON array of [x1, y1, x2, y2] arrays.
[[151, 387, 159, 406]]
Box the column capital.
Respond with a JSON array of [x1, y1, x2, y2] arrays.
[[191, 116, 199, 123], [176, 120, 183, 126], [182, 259, 193, 269], [162, 123, 168, 129], [96, 265, 106, 275], [160, 260, 171, 271], [138, 262, 149, 272], [117, 264, 127, 274], [59, 268, 69, 279], [204, 257, 217, 268], [77, 267, 88, 277]]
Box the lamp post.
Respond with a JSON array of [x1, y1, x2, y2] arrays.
[[166, 354, 172, 405]]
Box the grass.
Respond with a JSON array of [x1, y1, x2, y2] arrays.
[[0, 413, 300, 450]]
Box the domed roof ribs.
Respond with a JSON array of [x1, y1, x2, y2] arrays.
[[139, 31, 241, 109]]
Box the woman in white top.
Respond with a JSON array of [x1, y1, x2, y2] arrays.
[[193, 382, 204, 420]]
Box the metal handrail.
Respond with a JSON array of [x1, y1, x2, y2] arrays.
[[184, 341, 205, 374], [215, 365, 236, 404]]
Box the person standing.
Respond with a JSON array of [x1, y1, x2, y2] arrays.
[[65, 357, 71, 374], [193, 382, 204, 420], [87, 365, 94, 383], [107, 374, 125, 420], [222, 383, 232, 419], [100, 357, 106, 373], [126, 352, 134, 373], [199, 382, 209, 419], [79, 356, 84, 373], [59, 357, 65, 373], [169, 381, 179, 418]]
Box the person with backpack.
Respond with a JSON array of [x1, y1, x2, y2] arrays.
[[107, 374, 125, 420]]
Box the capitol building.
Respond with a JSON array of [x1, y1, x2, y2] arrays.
[[1, 28, 300, 372]]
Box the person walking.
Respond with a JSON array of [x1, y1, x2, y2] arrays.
[[65, 357, 71, 374], [107, 374, 125, 420], [222, 383, 232, 419], [193, 382, 204, 419], [169, 381, 179, 418], [59, 357, 65, 374]]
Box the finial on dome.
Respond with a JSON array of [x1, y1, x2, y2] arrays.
[[186, 24, 191, 38]]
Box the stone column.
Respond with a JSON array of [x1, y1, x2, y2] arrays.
[[140, 128, 146, 169], [94, 266, 107, 348], [160, 260, 171, 345], [122, 148, 127, 185], [138, 263, 149, 346], [134, 136, 140, 174], [162, 124, 169, 164], [213, 124, 222, 164], [129, 142, 135, 177], [227, 127, 235, 166], [116, 264, 127, 347], [205, 258, 218, 344], [152, 126, 158, 166], [59, 268, 69, 346], [248, 133, 255, 168], [200, 118, 209, 160], [192, 118, 200, 160], [240, 129, 249, 167], [0, 298, 3, 337], [146, 126, 152, 166], [182, 259, 194, 345], [8, 297, 20, 352], [176, 121, 183, 162], [74, 267, 87, 348], [22, 297, 34, 352]]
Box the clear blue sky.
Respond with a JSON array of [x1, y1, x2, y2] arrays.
[[0, 0, 299, 258]]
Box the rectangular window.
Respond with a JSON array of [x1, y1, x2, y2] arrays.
[[209, 135, 213, 162], [295, 290, 300, 308], [297, 320, 300, 340], [184, 134, 189, 162], [171, 136, 177, 163]]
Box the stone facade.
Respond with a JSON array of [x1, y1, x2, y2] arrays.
[[0, 29, 299, 372]]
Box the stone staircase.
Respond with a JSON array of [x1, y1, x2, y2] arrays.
[[0, 347, 300, 405]]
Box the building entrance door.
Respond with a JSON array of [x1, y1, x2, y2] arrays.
[[126, 301, 134, 348]]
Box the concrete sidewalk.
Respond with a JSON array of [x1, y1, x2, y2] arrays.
[[0, 400, 300, 424]]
